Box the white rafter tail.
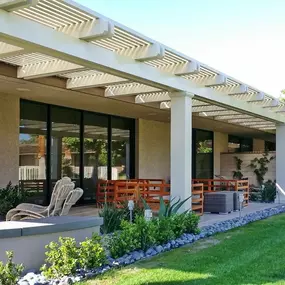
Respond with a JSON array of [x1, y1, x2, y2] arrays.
[[0, 42, 24, 58], [259, 126, 277, 130], [227, 118, 265, 123], [247, 92, 265, 102], [160, 101, 171, 109], [250, 124, 276, 129], [174, 60, 200, 76], [196, 74, 227, 87], [18, 60, 85, 79], [215, 114, 252, 120], [0, 0, 38, 11], [133, 43, 165, 62], [135, 92, 171, 104], [228, 84, 249, 95], [105, 83, 161, 97], [263, 99, 280, 108], [240, 121, 275, 126], [58, 19, 114, 42], [67, 73, 128, 89], [193, 105, 225, 113], [276, 107, 285, 113]]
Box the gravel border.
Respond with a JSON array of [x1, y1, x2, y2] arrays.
[[18, 204, 285, 285]]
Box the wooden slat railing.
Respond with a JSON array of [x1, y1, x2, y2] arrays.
[[192, 178, 249, 206], [97, 179, 204, 215]]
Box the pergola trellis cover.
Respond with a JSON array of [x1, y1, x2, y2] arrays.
[[0, 0, 283, 132]]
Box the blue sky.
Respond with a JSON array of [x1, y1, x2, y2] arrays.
[[76, 0, 285, 97]]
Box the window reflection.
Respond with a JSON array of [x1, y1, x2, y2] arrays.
[[83, 113, 108, 201], [111, 118, 132, 180], [50, 107, 81, 187], [19, 101, 47, 204]]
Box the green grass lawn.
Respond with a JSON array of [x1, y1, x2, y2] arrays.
[[83, 214, 285, 285]]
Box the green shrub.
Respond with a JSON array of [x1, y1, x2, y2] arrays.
[[183, 212, 200, 234], [170, 214, 187, 238], [41, 234, 106, 279], [262, 180, 276, 202], [134, 216, 156, 251], [99, 201, 144, 234], [41, 237, 79, 279], [79, 234, 106, 270], [0, 182, 30, 216], [0, 251, 24, 285], [152, 217, 175, 245], [108, 212, 200, 258], [99, 203, 127, 234], [108, 220, 140, 258]]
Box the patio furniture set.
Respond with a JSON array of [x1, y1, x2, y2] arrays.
[[97, 178, 249, 215]]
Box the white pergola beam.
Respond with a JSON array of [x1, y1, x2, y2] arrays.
[[193, 105, 225, 113], [263, 99, 280, 108], [248, 92, 265, 102], [67, 73, 128, 89], [194, 74, 227, 87], [228, 118, 265, 123], [105, 84, 161, 97], [1, 10, 284, 123], [135, 92, 170, 104], [173, 61, 200, 76], [0, 42, 24, 58], [133, 44, 165, 62], [226, 84, 249, 95], [160, 101, 171, 109], [18, 60, 84, 79], [159, 99, 209, 109], [58, 18, 115, 42], [0, 0, 38, 11], [215, 114, 252, 120], [250, 124, 276, 128], [240, 121, 275, 126], [200, 111, 239, 117]]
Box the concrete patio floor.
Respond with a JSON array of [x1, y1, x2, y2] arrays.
[[70, 202, 284, 228], [199, 202, 284, 227]]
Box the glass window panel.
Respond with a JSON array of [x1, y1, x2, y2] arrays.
[[19, 101, 47, 204], [111, 117, 131, 180], [83, 112, 108, 202], [193, 129, 213, 179], [50, 107, 81, 189], [265, 141, 275, 151]]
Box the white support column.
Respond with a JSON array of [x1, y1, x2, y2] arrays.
[[276, 124, 285, 203], [170, 91, 193, 211]]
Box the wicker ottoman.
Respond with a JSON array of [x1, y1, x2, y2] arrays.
[[204, 191, 234, 214]]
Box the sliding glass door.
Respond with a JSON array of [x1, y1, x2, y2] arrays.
[[19, 100, 135, 204]]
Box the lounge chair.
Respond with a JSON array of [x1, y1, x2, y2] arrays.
[[6, 177, 74, 221], [60, 188, 84, 216]]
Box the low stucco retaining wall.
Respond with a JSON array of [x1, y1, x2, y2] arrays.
[[0, 216, 103, 270]]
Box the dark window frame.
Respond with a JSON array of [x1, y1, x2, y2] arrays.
[[20, 99, 136, 204]]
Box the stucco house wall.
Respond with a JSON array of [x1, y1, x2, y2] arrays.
[[137, 119, 170, 181], [0, 94, 19, 188], [220, 152, 276, 185]]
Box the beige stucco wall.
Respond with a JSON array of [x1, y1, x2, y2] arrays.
[[253, 139, 265, 152], [137, 119, 170, 181], [0, 94, 19, 187], [213, 132, 228, 176], [220, 152, 276, 185]]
